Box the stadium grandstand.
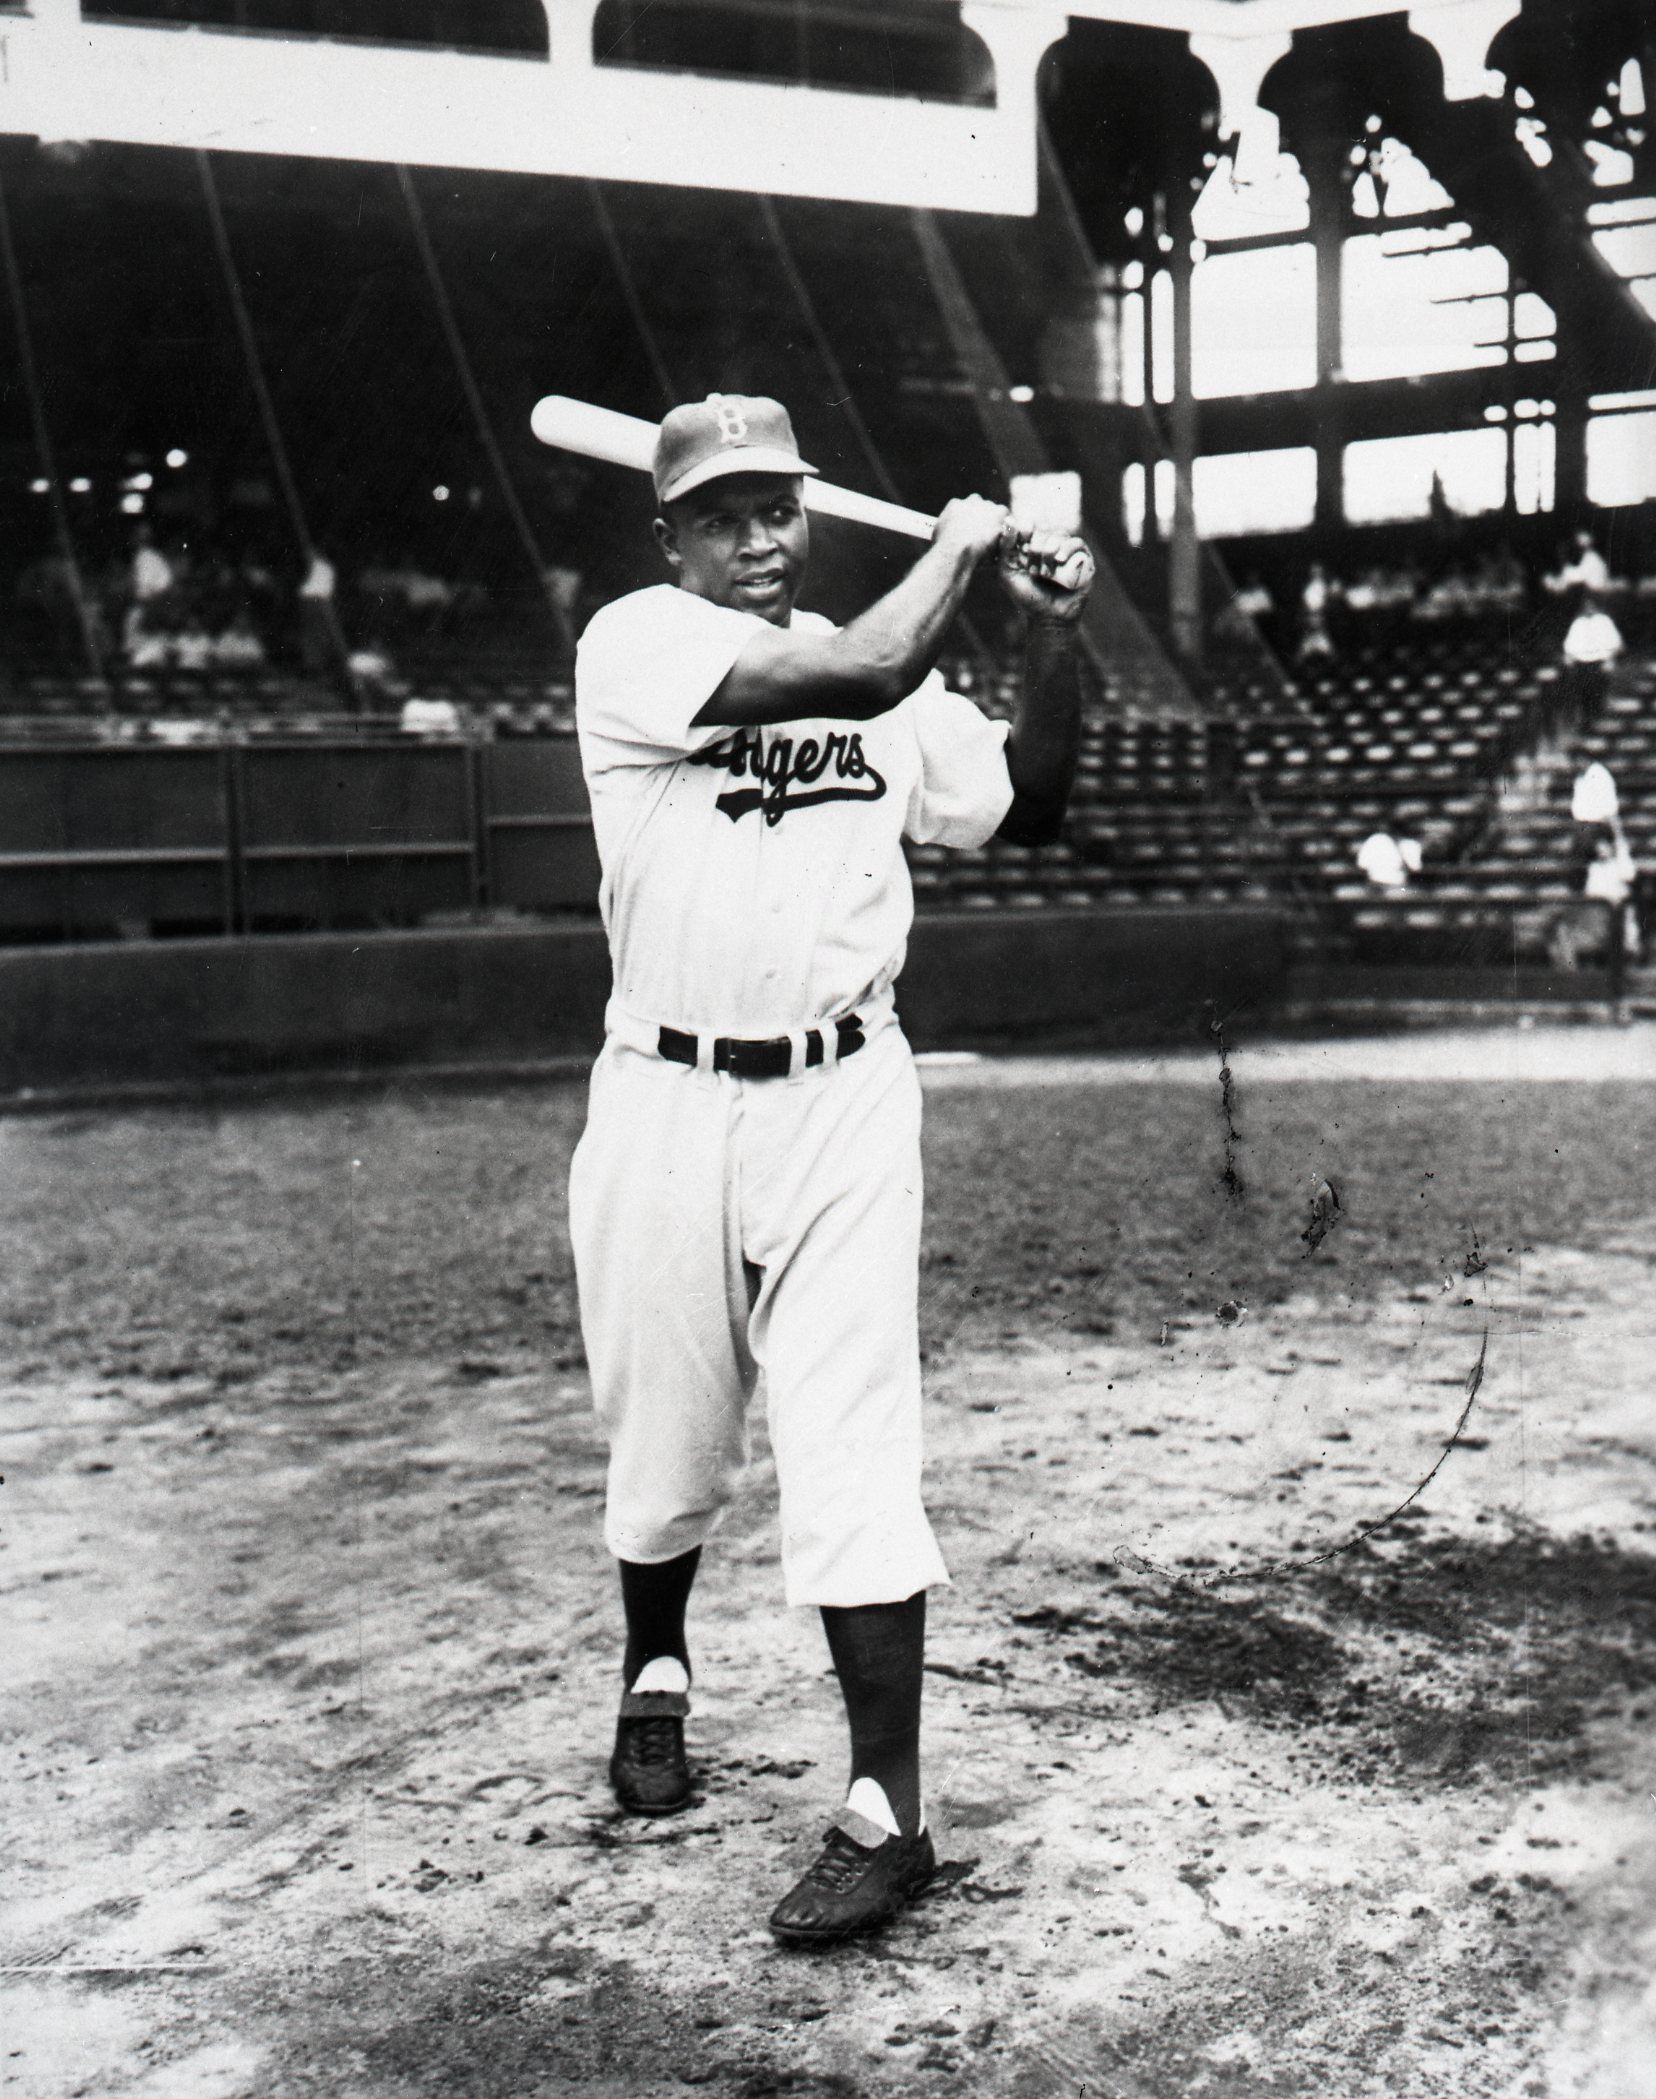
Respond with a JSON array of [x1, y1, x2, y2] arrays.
[[2, 0, 1655, 1079]]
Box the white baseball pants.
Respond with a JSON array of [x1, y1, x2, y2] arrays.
[[568, 1016, 949, 1608]]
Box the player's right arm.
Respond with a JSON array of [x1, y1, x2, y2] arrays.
[[691, 497, 1010, 728]]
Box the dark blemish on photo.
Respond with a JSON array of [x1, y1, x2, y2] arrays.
[[1120, 1318, 1491, 1593], [1207, 1004, 1244, 1203], [1302, 1175, 1342, 1255]]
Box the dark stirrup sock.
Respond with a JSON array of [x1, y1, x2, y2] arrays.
[[619, 1545, 702, 1688], [820, 1590, 927, 1836]]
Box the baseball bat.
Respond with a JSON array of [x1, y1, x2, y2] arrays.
[[530, 394, 935, 541]]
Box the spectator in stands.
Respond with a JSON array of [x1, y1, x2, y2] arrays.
[[172, 614, 217, 674], [212, 608, 267, 670], [1558, 593, 1623, 736], [1355, 830, 1422, 891], [544, 562, 582, 606], [1553, 824, 1640, 1003], [1548, 529, 1611, 598], [1344, 563, 1413, 637], [346, 636, 407, 710], [297, 549, 339, 675], [1585, 826, 1641, 970], [129, 523, 175, 609], [122, 599, 173, 670], [544, 560, 584, 655], [1297, 563, 1337, 661], [1215, 574, 1274, 647], [1340, 566, 1385, 615], [399, 693, 463, 738]]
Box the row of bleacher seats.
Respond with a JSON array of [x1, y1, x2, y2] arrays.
[[915, 637, 1653, 967], [0, 671, 582, 742], [1206, 630, 1553, 715], [3, 631, 1650, 975]]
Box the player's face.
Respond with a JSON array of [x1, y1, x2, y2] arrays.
[[655, 474, 809, 626]]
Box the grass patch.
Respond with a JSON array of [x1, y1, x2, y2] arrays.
[[2, 1075, 1651, 1382]]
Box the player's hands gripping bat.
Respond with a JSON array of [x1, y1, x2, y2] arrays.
[[930, 493, 1016, 563], [998, 528, 1096, 623]]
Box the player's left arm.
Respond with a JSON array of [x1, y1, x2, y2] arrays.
[[995, 533, 1095, 848]]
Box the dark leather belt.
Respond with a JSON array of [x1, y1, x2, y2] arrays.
[[657, 1014, 866, 1080]]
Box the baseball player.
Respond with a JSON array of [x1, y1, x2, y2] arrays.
[[570, 393, 1093, 1946]]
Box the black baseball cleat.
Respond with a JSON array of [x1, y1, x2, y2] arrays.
[[608, 1688, 692, 1816], [768, 1808, 937, 1948]]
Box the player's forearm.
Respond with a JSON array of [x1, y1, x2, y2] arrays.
[[833, 535, 984, 710], [692, 538, 984, 728], [998, 618, 1081, 848]]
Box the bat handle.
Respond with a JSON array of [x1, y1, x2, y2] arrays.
[[997, 520, 1044, 569]]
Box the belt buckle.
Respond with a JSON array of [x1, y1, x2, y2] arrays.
[[721, 1035, 779, 1080]]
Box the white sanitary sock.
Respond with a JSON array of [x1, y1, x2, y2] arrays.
[[845, 1776, 924, 1838], [629, 1655, 690, 1696]]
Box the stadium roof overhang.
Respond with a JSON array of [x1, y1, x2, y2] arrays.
[[6, 0, 1520, 213]]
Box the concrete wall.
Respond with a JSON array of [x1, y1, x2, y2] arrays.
[[897, 907, 1287, 1049], [0, 907, 1291, 1099]]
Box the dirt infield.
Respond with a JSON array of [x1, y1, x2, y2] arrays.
[[5, 1032, 1656, 2097]]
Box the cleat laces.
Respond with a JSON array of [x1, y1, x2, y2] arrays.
[[799, 1828, 873, 1893], [628, 1714, 683, 1767]]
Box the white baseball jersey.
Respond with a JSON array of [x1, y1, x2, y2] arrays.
[[575, 583, 1013, 1037]]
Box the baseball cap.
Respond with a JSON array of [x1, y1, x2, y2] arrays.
[[653, 393, 818, 506]]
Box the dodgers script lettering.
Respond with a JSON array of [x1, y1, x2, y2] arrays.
[[689, 729, 889, 826]]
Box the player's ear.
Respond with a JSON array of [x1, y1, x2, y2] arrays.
[[653, 513, 682, 573]]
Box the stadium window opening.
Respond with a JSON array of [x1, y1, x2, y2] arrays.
[[591, 0, 995, 106], [82, 0, 550, 59]]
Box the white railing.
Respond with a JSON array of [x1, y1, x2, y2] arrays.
[[0, 0, 1514, 215], [2, 0, 1049, 212]]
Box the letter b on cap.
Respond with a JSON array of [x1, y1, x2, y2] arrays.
[[710, 395, 749, 445]]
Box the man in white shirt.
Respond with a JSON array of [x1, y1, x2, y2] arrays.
[[297, 550, 338, 677], [1355, 831, 1422, 891], [130, 525, 174, 606], [1550, 530, 1612, 597], [571, 393, 1093, 1947], [1558, 595, 1623, 736]]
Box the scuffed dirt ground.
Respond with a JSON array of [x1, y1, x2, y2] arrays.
[[4, 1056, 1656, 2097]]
